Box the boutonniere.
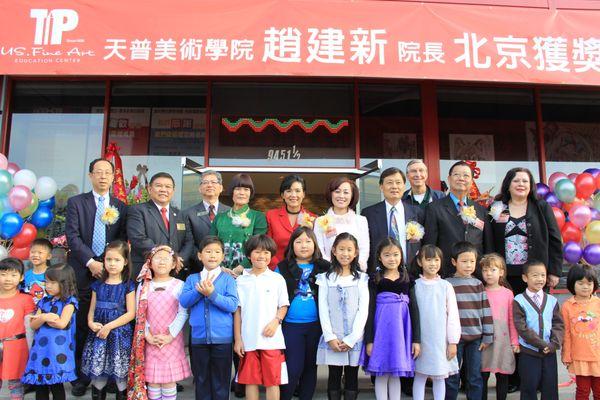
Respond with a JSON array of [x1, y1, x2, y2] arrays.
[[101, 205, 120, 225], [298, 211, 315, 229], [317, 215, 337, 237], [405, 220, 425, 242], [230, 210, 251, 228], [459, 205, 477, 225], [488, 201, 507, 222]]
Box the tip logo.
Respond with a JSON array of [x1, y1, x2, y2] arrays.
[[30, 9, 79, 45]]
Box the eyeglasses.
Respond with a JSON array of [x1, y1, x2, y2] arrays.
[[201, 180, 220, 185], [152, 184, 174, 190], [91, 170, 113, 177]]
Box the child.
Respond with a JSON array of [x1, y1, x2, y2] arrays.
[[561, 264, 600, 400], [444, 241, 493, 400], [81, 241, 135, 400], [22, 263, 78, 400], [362, 237, 420, 400], [513, 260, 564, 400], [411, 245, 461, 400], [180, 236, 239, 400], [133, 245, 191, 400], [479, 253, 519, 400], [276, 226, 330, 400], [316, 232, 369, 400], [22, 238, 53, 304], [0, 258, 35, 400]]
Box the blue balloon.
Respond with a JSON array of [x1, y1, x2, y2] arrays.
[[0, 212, 24, 240], [30, 207, 53, 229], [1, 196, 13, 214], [584, 168, 600, 178], [38, 196, 56, 210]]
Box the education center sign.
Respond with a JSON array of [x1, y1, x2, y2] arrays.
[[1, 0, 599, 85]]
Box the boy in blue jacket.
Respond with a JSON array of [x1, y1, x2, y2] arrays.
[[180, 236, 239, 400]]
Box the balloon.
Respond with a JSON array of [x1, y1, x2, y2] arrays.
[[0, 245, 8, 261], [563, 241, 583, 264], [584, 168, 600, 179], [536, 183, 550, 199], [548, 172, 568, 191], [585, 221, 600, 244], [583, 244, 600, 266], [568, 173, 579, 182], [552, 207, 566, 230], [575, 173, 596, 199], [55, 184, 79, 209], [8, 185, 32, 212], [34, 176, 58, 201], [594, 193, 600, 210], [596, 174, 600, 191], [38, 196, 55, 210], [592, 208, 600, 221], [13, 169, 37, 190], [0, 153, 7, 170], [562, 221, 583, 243], [569, 204, 592, 229], [1, 196, 14, 214], [564, 197, 586, 213], [0, 170, 13, 197], [18, 193, 39, 218], [11, 223, 37, 248], [0, 212, 24, 240], [9, 246, 30, 261], [544, 192, 562, 209], [555, 179, 577, 203], [30, 207, 53, 229], [6, 162, 19, 176]]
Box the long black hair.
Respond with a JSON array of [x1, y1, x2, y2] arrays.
[[409, 244, 443, 279], [495, 167, 538, 203], [327, 232, 361, 280], [45, 263, 78, 301], [375, 237, 408, 283], [102, 240, 131, 282]]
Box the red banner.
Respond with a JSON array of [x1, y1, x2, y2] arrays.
[[1, 0, 599, 85]]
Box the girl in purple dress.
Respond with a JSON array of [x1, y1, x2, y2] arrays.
[[361, 237, 420, 399]]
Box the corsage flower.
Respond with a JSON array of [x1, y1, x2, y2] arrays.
[[298, 211, 315, 229], [405, 220, 425, 242], [101, 205, 120, 225], [231, 212, 251, 228], [317, 214, 337, 237], [459, 205, 478, 226], [489, 201, 507, 222]]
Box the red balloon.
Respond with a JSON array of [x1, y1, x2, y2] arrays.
[[563, 198, 585, 213], [11, 223, 37, 248], [562, 221, 583, 243], [9, 246, 30, 260], [596, 174, 600, 190], [552, 207, 566, 230], [575, 173, 596, 199]]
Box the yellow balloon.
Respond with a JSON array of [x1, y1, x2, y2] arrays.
[[585, 220, 600, 244], [18, 193, 39, 218]]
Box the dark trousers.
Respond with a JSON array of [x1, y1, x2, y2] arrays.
[[75, 280, 92, 386], [507, 274, 528, 390], [36, 384, 66, 400], [482, 372, 509, 400], [281, 321, 321, 400], [518, 352, 558, 400], [328, 366, 359, 391], [190, 343, 233, 400], [446, 339, 483, 400]]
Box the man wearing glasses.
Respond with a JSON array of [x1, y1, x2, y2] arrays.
[[402, 159, 445, 208]]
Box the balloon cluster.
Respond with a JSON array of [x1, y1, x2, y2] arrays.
[[0, 153, 57, 260], [537, 168, 600, 266]]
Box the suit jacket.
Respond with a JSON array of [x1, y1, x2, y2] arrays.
[[266, 206, 316, 268], [490, 199, 563, 277], [127, 200, 195, 278], [423, 195, 493, 277], [361, 200, 424, 275], [66, 191, 128, 289], [183, 201, 231, 273]]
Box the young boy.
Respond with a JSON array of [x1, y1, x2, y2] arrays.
[[445, 241, 494, 400], [513, 260, 564, 400], [234, 234, 289, 400], [22, 238, 53, 304], [180, 236, 239, 400]]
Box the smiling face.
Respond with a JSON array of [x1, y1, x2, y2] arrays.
[[509, 171, 531, 200], [200, 173, 223, 201], [418, 255, 441, 279], [29, 245, 51, 268], [379, 244, 403, 271], [293, 232, 315, 263], [332, 239, 358, 268], [199, 242, 224, 271], [88, 160, 114, 195], [249, 248, 272, 272], [407, 161, 428, 191], [282, 181, 305, 211], [232, 187, 252, 208], [149, 177, 175, 207], [331, 182, 353, 212], [150, 249, 176, 278], [380, 173, 405, 204], [452, 251, 477, 278], [0, 269, 22, 293], [522, 264, 547, 292], [448, 165, 473, 197], [104, 249, 126, 279]]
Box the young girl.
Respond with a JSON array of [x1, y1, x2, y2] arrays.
[[130, 245, 191, 400], [276, 227, 330, 400], [361, 237, 420, 400], [81, 241, 136, 400], [562, 264, 600, 400], [479, 254, 519, 400], [316, 232, 369, 400], [0, 258, 35, 400], [411, 245, 461, 400], [22, 264, 78, 400]]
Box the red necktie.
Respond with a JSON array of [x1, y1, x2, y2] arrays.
[[161, 207, 170, 231], [209, 205, 215, 222]]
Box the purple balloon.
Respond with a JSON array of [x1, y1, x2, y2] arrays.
[[564, 241, 583, 264], [592, 208, 600, 221], [583, 244, 600, 265], [544, 192, 562, 209], [584, 168, 600, 179], [536, 183, 550, 199]]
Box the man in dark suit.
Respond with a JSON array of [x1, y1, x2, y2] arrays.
[[362, 167, 425, 274], [402, 159, 446, 208], [423, 161, 493, 277], [127, 172, 194, 278], [183, 170, 230, 273], [65, 158, 128, 396]]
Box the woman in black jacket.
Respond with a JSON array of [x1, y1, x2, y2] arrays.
[[276, 226, 330, 400]]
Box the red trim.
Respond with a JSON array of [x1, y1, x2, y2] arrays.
[[101, 79, 111, 157], [421, 81, 441, 190], [353, 81, 360, 169], [534, 88, 547, 184], [1, 78, 12, 156], [205, 81, 211, 167], [390, 0, 551, 8]]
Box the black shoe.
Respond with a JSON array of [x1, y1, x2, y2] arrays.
[[23, 384, 35, 395], [327, 390, 342, 400], [71, 382, 88, 397], [234, 383, 245, 398], [508, 384, 519, 393], [106, 381, 117, 394], [91, 386, 106, 400], [177, 383, 184, 392], [116, 390, 127, 400], [343, 390, 358, 400]]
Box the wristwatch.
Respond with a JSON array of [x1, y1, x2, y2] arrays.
[[276, 317, 283, 324]]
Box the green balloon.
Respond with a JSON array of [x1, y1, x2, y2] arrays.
[[19, 193, 39, 218], [0, 170, 12, 197], [594, 193, 600, 211], [555, 178, 576, 203]]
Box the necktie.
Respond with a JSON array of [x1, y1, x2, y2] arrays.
[[92, 196, 106, 257], [533, 293, 542, 308], [161, 207, 170, 231], [208, 204, 215, 222], [389, 207, 399, 241], [457, 200, 465, 211]]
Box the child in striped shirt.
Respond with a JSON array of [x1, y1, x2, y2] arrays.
[[445, 241, 494, 400]]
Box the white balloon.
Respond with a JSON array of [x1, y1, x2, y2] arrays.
[[0, 245, 8, 261], [35, 176, 58, 201], [13, 169, 37, 190]]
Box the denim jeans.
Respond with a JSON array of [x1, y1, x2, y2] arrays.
[[445, 339, 483, 400]]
